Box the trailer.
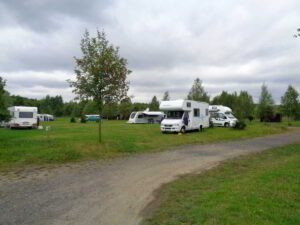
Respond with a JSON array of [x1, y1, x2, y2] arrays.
[[8, 106, 38, 128], [159, 99, 210, 133], [38, 114, 54, 122], [128, 109, 165, 124]]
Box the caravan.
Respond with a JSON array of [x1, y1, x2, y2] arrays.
[[128, 109, 164, 124], [159, 100, 210, 133], [38, 114, 54, 122], [8, 106, 38, 128], [209, 105, 238, 127]]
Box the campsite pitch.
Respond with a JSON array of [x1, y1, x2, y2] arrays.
[[0, 118, 290, 171]]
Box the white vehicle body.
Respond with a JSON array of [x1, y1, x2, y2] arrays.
[[209, 105, 238, 127], [38, 114, 54, 121], [128, 109, 165, 124], [8, 106, 38, 128], [160, 99, 210, 133]]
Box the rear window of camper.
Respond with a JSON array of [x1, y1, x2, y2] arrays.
[[19, 112, 34, 118]]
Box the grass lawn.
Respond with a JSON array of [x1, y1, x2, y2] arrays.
[[143, 144, 300, 225], [0, 118, 290, 170]]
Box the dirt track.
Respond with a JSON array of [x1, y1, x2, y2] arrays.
[[0, 128, 299, 225]]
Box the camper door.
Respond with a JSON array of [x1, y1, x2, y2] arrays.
[[192, 108, 201, 129]]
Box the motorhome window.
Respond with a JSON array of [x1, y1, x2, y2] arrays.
[[19, 112, 33, 118], [186, 102, 191, 107], [166, 111, 184, 119], [137, 114, 144, 118], [130, 112, 136, 119], [194, 109, 200, 117], [206, 109, 209, 116]]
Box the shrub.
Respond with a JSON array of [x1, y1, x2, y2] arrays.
[[80, 115, 87, 123], [233, 121, 247, 130], [248, 115, 254, 122], [70, 117, 76, 123]]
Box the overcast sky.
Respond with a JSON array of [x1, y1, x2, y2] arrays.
[[0, 0, 299, 103]]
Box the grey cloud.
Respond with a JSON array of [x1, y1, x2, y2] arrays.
[[0, 0, 115, 32], [0, 0, 299, 103]]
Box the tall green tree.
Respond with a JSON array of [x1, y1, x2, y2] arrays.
[[69, 30, 130, 143], [281, 85, 299, 121], [119, 97, 132, 120], [162, 91, 170, 101], [39, 95, 64, 116], [82, 100, 98, 114], [187, 78, 209, 102], [235, 91, 254, 119], [211, 91, 237, 109], [0, 77, 11, 122], [149, 96, 159, 111], [257, 83, 274, 120]]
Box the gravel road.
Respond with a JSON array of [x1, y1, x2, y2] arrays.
[[1, 128, 299, 225]]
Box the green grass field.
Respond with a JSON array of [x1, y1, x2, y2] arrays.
[[143, 144, 300, 225], [0, 118, 289, 170]]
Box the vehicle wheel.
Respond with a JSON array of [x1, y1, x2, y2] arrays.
[[180, 126, 186, 134], [161, 131, 166, 134], [224, 123, 229, 128]]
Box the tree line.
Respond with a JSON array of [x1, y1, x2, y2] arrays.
[[1, 76, 299, 122]]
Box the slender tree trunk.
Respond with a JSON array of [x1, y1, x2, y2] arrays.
[[98, 102, 103, 143]]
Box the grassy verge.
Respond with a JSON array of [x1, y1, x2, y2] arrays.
[[143, 144, 300, 225], [0, 118, 289, 170]]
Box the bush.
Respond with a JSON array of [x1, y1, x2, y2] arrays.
[[70, 117, 76, 123], [233, 121, 247, 130], [80, 115, 86, 123], [248, 115, 254, 122]]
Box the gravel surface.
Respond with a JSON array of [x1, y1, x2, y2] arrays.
[[1, 128, 299, 225]]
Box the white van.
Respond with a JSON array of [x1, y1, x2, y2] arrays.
[[209, 105, 238, 127], [160, 99, 210, 133], [128, 109, 165, 124], [8, 106, 38, 128]]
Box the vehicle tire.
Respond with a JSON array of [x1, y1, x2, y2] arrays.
[[180, 126, 186, 134], [161, 131, 166, 134], [224, 123, 229, 128]]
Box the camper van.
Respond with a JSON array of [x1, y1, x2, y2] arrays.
[[8, 106, 38, 128], [128, 109, 165, 124], [209, 105, 238, 127], [38, 114, 54, 122], [159, 100, 210, 133]]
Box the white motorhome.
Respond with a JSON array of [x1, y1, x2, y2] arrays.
[[128, 109, 165, 124], [159, 99, 210, 133], [209, 105, 238, 127], [8, 106, 38, 128], [38, 114, 54, 122]]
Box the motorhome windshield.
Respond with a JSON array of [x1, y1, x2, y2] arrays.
[[166, 111, 184, 119], [19, 112, 33, 118]]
